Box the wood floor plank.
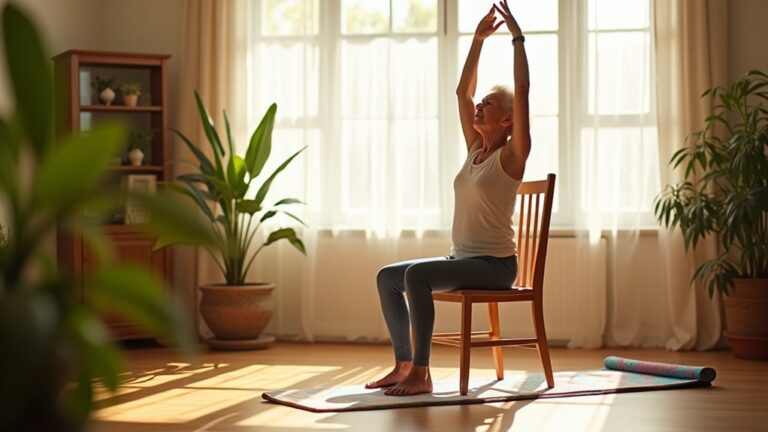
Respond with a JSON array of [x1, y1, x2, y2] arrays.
[[90, 342, 768, 432]]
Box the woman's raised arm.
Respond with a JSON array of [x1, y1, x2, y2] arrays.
[[496, 0, 531, 179], [456, 6, 503, 152]]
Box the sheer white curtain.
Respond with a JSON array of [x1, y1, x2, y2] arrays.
[[652, 0, 726, 350], [244, 0, 443, 341], [566, 0, 663, 348]]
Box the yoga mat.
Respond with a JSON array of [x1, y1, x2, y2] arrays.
[[262, 357, 716, 412], [604, 356, 716, 382]]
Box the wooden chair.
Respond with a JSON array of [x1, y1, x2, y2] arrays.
[[432, 174, 556, 395]]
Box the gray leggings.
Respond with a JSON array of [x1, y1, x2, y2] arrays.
[[376, 255, 517, 366]]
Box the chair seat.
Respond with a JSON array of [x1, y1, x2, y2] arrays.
[[432, 287, 535, 303]]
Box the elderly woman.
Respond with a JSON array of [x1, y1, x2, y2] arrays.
[[367, 0, 531, 396]]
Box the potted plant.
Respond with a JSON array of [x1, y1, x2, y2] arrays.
[[0, 6, 215, 430], [166, 92, 307, 350], [654, 70, 768, 359], [126, 129, 154, 166], [120, 82, 141, 107], [91, 75, 116, 105]]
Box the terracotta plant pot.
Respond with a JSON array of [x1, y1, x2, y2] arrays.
[[123, 93, 139, 107], [723, 279, 768, 360], [199, 283, 275, 348]]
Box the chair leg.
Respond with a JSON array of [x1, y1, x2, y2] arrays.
[[487, 303, 504, 380], [532, 301, 554, 388], [459, 298, 473, 395]]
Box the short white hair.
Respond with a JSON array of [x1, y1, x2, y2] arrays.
[[490, 84, 515, 112]]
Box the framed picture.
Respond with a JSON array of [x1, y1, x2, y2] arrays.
[[123, 174, 156, 224]]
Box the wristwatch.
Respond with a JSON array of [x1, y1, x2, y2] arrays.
[[512, 35, 525, 44]]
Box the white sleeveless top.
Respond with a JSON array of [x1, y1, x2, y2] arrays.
[[451, 148, 522, 259]]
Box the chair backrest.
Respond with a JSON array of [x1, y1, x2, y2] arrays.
[[513, 174, 556, 291]]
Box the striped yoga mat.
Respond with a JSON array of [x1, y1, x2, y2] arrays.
[[262, 357, 716, 412]]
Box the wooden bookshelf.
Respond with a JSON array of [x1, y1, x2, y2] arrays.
[[54, 50, 173, 340]]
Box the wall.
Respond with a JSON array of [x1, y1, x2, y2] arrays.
[[0, 0, 103, 112], [728, 0, 768, 82], [100, 0, 184, 120]]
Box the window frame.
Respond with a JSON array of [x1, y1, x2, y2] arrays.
[[248, 0, 658, 230]]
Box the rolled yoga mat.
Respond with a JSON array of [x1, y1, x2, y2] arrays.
[[604, 356, 717, 382]]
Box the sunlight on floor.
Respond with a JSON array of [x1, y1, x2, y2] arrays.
[[477, 394, 616, 432], [93, 387, 256, 423], [94, 363, 339, 423], [236, 406, 348, 429], [187, 364, 339, 390]]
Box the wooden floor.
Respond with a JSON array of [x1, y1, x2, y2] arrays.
[[90, 342, 768, 432]]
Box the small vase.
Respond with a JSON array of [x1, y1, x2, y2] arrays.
[[99, 87, 116, 105], [123, 94, 139, 107], [128, 148, 144, 166]]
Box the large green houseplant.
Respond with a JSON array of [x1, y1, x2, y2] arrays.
[[166, 92, 306, 349], [0, 5, 215, 431], [655, 70, 768, 359]]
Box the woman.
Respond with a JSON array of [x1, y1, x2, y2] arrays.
[[366, 1, 531, 397]]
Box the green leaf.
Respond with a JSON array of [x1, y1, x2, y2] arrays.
[[166, 181, 215, 221], [67, 305, 122, 392], [245, 103, 277, 178], [128, 192, 218, 250], [227, 155, 248, 198], [224, 110, 235, 162], [288, 237, 306, 254], [264, 227, 297, 246], [274, 198, 305, 206], [193, 91, 225, 158], [33, 123, 124, 210], [2, 4, 52, 155], [170, 128, 215, 175], [253, 146, 307, 208], [0, 117, 19, 199], [205, 174, 236, 201], [236, 199, 262, 215], [259, 210, 277, 223], [86, 264, 194, 348], [279, 210, 307, 227]]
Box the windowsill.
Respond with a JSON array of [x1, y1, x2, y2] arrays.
[[312, 226, 661, 238]]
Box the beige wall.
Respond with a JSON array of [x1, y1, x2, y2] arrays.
[[100, 0, 183, 121], [728, 0, 768, 82], [0, 0, 103, 111]]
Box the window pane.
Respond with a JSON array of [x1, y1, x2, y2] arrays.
[[588, 0, 649, 30], [588, 32, 651, 115], [390, 38, 438, 117], [341, 120, 386, 210], [259, 128, 319, 220], [393, 0, 437, 33], [458, 34, 558, 116], [342, 0, 389, 34], [527, 115, 559, 212], [393, 119, 440, 209], [341, 39, 390, 118], [580, 127, 660, 212], [256, 42, 319, 119], [458, 0, 557, 33], [342, 38, 438, 118], [261, 0, 319, 36]]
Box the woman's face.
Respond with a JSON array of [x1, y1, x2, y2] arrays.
[[473, 92, 512, 132]]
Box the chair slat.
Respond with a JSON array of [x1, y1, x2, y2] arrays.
[[530, 193, 540, 285], [523, 192, 533, 287]]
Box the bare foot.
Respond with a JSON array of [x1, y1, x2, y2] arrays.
[[365, 361, 413, 389], [384, 365, 433, 396]]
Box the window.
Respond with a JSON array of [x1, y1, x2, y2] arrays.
[[247, 0, 658, 232]]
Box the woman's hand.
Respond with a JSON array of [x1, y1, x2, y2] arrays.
[[494, 0, 523, 38], [474, 5, 503, 41]]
